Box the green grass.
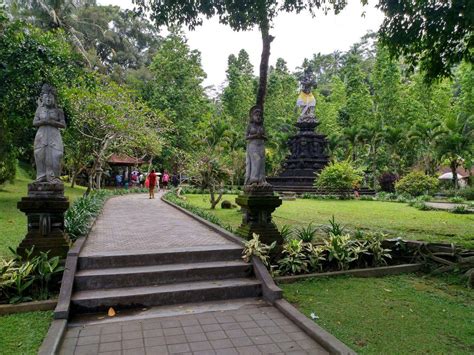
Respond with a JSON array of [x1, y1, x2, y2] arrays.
[[185, 194, 474, 248], [0, 165, 86, 258], [0, 311, 53, 354], [281, 274, 474, 354]]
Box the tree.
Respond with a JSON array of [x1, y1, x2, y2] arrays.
[[134, 0, 360, 182], [0, 12, 82, 183], [437, 113, 473, 188], [148, 30, 210, 162], [377, 0, 474, 80], [62, 78, 165, 192]]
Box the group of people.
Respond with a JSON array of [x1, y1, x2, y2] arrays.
[[146, 170, 171, 199]]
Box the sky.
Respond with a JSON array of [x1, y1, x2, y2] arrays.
[[99, 1, 384, 87]]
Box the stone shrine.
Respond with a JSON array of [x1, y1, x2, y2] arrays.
[[17, 84, 70, 258], [267, 69, 329, 193]]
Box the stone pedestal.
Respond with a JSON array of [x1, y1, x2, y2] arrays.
[[235, 190, 283, 246], [17, 181, 70, 258], [267, 117, 329, 192]]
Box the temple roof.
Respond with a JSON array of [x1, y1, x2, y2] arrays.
[[107, 154, 145, 166]]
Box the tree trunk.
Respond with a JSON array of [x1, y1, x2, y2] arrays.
[[256, 22, 274, 114], [451, 160, 458, 189]]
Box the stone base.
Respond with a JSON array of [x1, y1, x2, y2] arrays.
[[17, 187, 70, 259], [235, 193, 283, 246]]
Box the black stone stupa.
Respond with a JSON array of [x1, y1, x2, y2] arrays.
[[267, 69, 329, 193]]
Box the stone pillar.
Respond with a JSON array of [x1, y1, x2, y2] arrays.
[[17, 181, 70, 258], [235, 191, 283, 246]]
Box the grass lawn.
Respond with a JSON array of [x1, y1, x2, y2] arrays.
[[0, 311, 53, 354], [0, 165, 86, 258], [184, 194, 474, 248], [281, 274, 474, 354]]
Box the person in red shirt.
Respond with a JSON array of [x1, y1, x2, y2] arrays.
[[148, 169, 157, 199]]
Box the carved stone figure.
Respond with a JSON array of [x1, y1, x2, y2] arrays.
[[296, 68, 317, 123], [33, 84, 66, 183], [245, 106, 267, 186]]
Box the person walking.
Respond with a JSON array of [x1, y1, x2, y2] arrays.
[[148, 169, 157, 199], [162, 170, 170, 190]]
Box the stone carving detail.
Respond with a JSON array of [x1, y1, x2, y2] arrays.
[[33, 84, 66, 183], [245, 106, 268, 187]]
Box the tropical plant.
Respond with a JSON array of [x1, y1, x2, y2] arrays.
[[294, 223, 318, 243], [279, 224, 294, 242], [242, 233, 276, 267], [395, 171, 439, 197], [324, 215, 346, 236], [323, 234, 363, 271], [362, 233, 392, 267], [315, 161, 363, 196], [277, 239, 309, 275]]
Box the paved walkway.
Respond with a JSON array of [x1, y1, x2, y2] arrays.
[[61, 193, 329, 354], [425, 202, 473, 212], [81, 194, 233, 256]]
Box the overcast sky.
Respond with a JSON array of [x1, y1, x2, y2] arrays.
[[99, 1, 384, 87]]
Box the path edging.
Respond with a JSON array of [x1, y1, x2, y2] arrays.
[[0, 299, 57, 316], [38, 319, 67, 355], [274, 299, 356, 354], [275, 263, 423, 284], [161, 196, 283, 303], [53, 237, 86, 319]]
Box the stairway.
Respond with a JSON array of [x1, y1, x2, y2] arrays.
[[71, 245, 262, 314]]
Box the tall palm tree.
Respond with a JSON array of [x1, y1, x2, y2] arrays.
[[408, 120, 444, 175], [437, 113, 474, 188]]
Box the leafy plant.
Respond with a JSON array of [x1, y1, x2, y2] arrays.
[[324, 215, 346, 236], [295, 223, 318, 243], [305, 243, 326, 272], [279, 224, 294, 241], [323, 234, 363, 270], [458, 187, 474, 201], [277, 239, 309, 275], [315, 161, 363, 196], [451, 205, 470, 214], [363, 233, 392, 266], [395, 171, 439, 197], [242, 233, 276, 267], [449, 196, 465, 203]]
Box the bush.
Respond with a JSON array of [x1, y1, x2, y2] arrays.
[[315, 161, 363, 195], [395, 171, 439, 197], [458, 186, 474, 200], [378, 172, 398, 192], [0, 248, 64, 303]]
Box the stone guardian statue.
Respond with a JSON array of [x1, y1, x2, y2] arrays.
[[33, 84, 66, 183], [245, 106, 267, 186], [296, 68, 317, 123]]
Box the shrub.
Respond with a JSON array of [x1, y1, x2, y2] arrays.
[[277, 239, 309, 275], [395, 171, 439, 197], [315, 161, 363, 195], [323, 234, 364, 271], [242, 234, 276, 267], [362, 233, 392, 266], [449, 196, 465, 203], [451, 205, 470, 214], [378, 172, 398, 192], [0, 248, 64, 303], [295, 223, 318, 243], [458, 186, 474, 200]]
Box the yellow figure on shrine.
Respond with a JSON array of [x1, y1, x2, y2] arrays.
[[296, 68, 317, 122]]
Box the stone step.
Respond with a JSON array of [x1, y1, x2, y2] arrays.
[[78, 245, 243, 270], [74, 261, 252, 290], [71, 278, 262, 314]]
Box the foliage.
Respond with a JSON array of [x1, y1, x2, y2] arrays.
[[0, 14, 82, 182], [323, 234, 365, 271], [450, 205, 470, 214], [279, 224, 294, 241], [395, 171, 439, 197], [315, 161, 363, 194], [294, 223, 317, 243], [458, 187, 474, 201], [0, 248, 64, 303], [378, 0, 474, 80], [277, 239, 310, 275], [242, 233, 275, 267], [324, 215, 345, 236], [361, 232, 392, 266]]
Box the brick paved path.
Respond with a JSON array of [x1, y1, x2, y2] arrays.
[[61, 302, 327, 355], [81, 193, 233, 256], [61, 193, 329, 354]]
